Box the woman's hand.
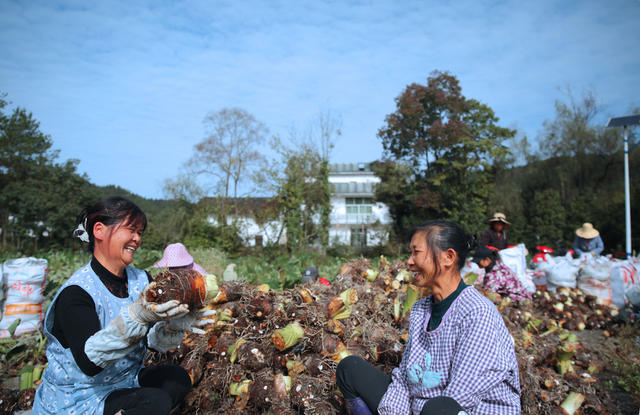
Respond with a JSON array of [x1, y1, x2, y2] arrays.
[[129, 282, 190, 324]]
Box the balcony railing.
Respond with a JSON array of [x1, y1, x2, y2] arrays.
[[330, 213, 378, 225]]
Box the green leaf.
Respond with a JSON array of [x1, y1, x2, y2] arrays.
[[7, 319, 21, 337]]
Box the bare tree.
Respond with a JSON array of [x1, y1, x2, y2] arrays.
[[191, 108, 269, 198]]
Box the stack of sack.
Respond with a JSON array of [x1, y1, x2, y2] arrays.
[[0, 257, 48, 337], [610, 258, 640, 308], [531, 252, 640, 309]]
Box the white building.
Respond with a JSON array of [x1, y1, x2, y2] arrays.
[[202, 198, 285, 247], [203, 162, 392, 247], [328, 162, 392, 247]]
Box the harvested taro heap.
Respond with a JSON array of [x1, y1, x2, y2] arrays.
[[146, 269, 219, 310]]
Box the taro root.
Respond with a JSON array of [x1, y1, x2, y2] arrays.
[[236, 341, 274, 371], [147, 270, 218, 310], [560, 392, 585, 415], [298, 288, 315, 303], [375, 340, 404, 366], [247, 293, 274, 320], [215, 332, 237, 356], [326, 319, 345, 336], [211, 281, 245, 304], [272, 322, 305, 351], [290, 375, 324, 410], [312, 332, 342, 355], [248, 375, 273, 410], [286, 358, 306, 377], [304, 355, 327, 377], [182, 354, 205, 385], [326, 288, 358, 319], [273, 373, 292, 401]]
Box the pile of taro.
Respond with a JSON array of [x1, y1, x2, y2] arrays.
[[146, 257, 633, 415]]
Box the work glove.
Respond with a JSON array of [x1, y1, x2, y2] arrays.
[[128, 282, 190, 324], [85, 284, 189, 368], [148, 310, 216, 353]]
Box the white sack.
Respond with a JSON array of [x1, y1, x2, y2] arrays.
[[545, 256, 580, 292], [529, 269, 547, 290], [610, 259, 640, 308], [499, 244, 535, 293], [627, 284, 640, 307], [0, 257, 48, 338], [577, 257, 613, 305]]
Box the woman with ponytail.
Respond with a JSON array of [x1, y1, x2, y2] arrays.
[[336, 220, 521, 415], [33, 197, 194, 415]]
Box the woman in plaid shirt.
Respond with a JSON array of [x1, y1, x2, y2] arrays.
[[337, 220, 521, 414]]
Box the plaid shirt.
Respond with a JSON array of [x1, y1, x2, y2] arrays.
[[378, 286, 521, 414]]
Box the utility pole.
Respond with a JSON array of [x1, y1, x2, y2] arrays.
[[606, 115, 640, 258]]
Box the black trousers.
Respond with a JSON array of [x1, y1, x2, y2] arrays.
[[103, 365, 191, 415], [336, 356, 466, 415]]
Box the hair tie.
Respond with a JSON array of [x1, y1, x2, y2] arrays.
[[467, 234, 477, 250], [73, 218, 89, 243]]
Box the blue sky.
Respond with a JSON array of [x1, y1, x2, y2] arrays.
[[1, 0, 639, 199]]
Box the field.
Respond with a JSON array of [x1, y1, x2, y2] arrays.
[[1, 249, 639, 414]]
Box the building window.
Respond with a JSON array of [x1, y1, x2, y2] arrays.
[[350, 226, 367, 247], [346, 197, 373, 220]]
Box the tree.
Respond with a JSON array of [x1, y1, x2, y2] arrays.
[[539, 87, 621, 201], [0, 94, 98, 251], [254, 112, 340, 251], [190, 108, 268, 199], [376, 71, 515, 238]]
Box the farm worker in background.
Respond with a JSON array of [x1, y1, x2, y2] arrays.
[[336, 220, 521, 415], [33, 197, 202, 415], [301, 265, 331, 286], [472, 246, 531, 302], [152, 242, 207, 274], [480, 212, 510, 250], [573, 222, 604, 256]]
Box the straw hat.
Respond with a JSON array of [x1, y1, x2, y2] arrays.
[[488, 212, 511, 226], [575, 223, 599, 239], [152, 243, 195, 268]]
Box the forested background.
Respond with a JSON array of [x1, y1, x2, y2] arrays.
[[1, 70, 638, 256]]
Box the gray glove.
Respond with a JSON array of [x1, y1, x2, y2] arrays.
[[147, 310, 215, 353], [85, 304, 150, 368], [85, 284, 189, 368], [128, 282, 189, 324]]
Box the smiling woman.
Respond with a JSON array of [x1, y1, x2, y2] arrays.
[[32, 197, 193, 415], [336, 220, 521, 415]]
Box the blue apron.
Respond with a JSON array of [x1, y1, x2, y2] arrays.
[[33, 262, 148, 415]]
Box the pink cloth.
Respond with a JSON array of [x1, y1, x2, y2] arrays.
[[482, 260, 531, 302], [192, 262, 207, 275]]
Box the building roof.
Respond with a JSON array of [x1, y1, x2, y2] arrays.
[[330, 181, 376, 196], [329, 162, 374, 174]]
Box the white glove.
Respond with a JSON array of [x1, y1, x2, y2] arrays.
[[128, 282, 189, 324], [85, 285, 189, 368], [85, 304, 151, 368], [147, 310, 215, 353]]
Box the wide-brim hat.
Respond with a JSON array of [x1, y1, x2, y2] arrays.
[[152, 243, 194, 268], [488, 212, 511, 226], [576, 223, 599, 239]]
